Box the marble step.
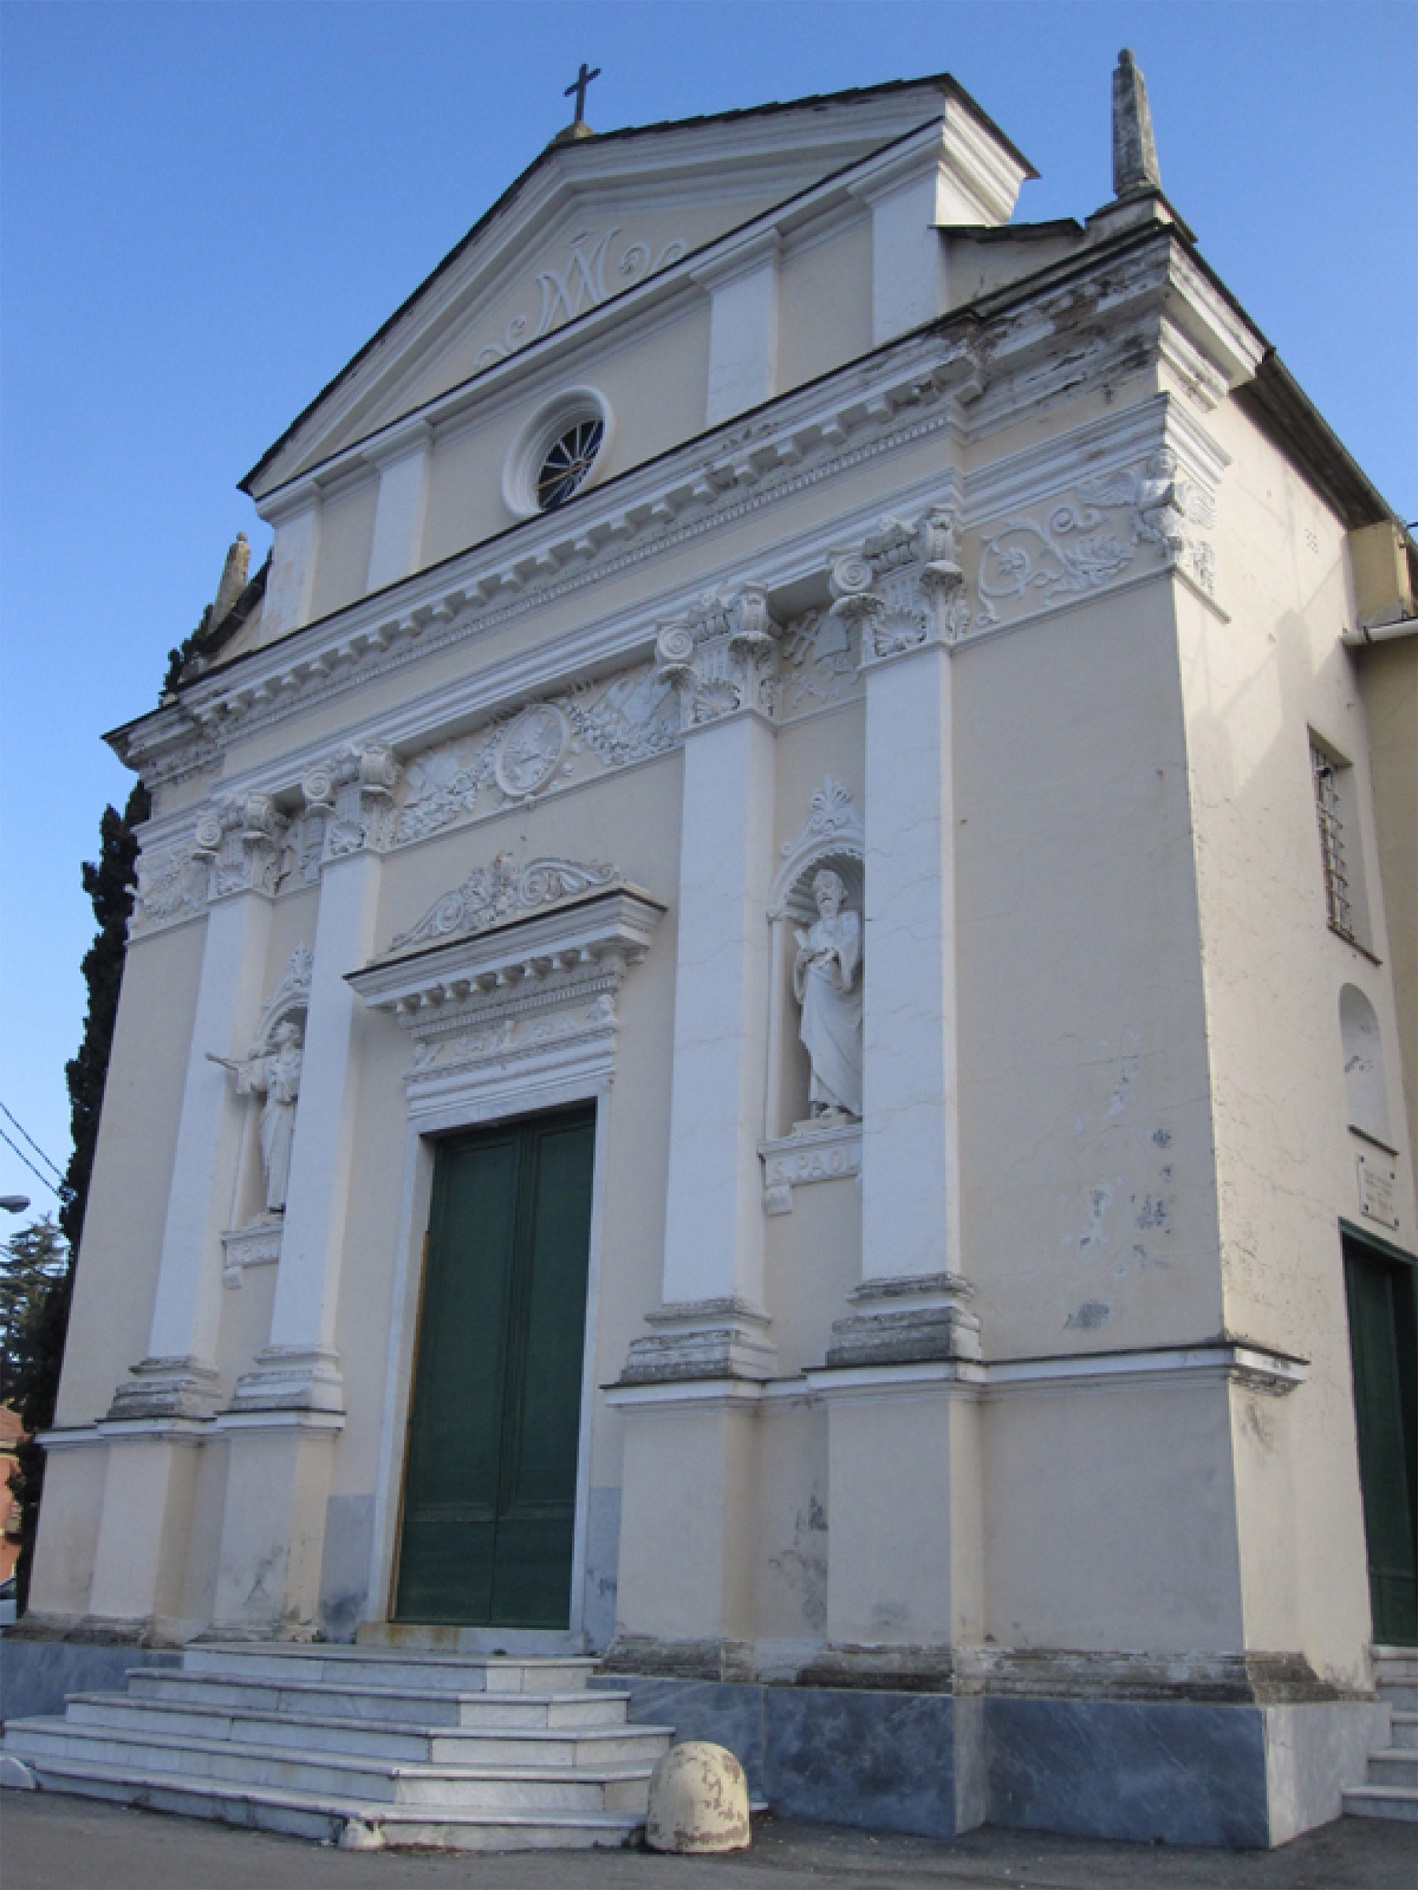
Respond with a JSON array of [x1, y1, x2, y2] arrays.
[[1367, 1748, 1418, 1789], [181, 1644, 598, 1695], [4, 1719, 655, 1812], [125, 1668, 634, 1729], [1372, 1647, 1418, 1682], [1390, 1712, 1418, 1751], [1376, 1681, 1418, 1712], [64, 1693, 670, 1768], [1343, 1783, 1418, 1823], [1, 1752, 644, 1851]]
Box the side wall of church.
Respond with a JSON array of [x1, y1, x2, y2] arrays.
[[1173, 400, 1414, 1685]]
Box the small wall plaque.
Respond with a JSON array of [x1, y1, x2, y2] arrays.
[[1358, 1152, 1400, 1232]]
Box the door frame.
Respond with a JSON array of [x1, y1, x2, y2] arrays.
[[1340, 1217, 1418, 1647], [368, 1069, 612, 1649]]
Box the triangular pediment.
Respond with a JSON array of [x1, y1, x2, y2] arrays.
[[244, 76, 1027, 497]]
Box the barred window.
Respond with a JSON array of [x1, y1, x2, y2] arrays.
[[1310, 734, 1374, 953], [1311, 741, 1354, 938]]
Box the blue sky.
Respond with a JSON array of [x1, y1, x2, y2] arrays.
[[1, 0, 1415, 1219]]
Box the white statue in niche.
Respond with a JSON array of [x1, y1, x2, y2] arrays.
[[792, 868, 863, 1121], [208, 1019, 304, 1213]]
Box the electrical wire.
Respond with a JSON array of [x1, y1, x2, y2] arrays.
[[0, 1124, 63, 1201], [0, 1101, 65, 1182]]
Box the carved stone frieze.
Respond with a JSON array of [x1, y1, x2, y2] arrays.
[[777, 608, 862, 719], [193, 792, 288, 900], [829, 503, 970, 661], [655, 584, 783, 729], [394, 659, 678, 846], [132, 837, 208, 935], [975, 448, 1218, 627], [301, 742, 403, 859]]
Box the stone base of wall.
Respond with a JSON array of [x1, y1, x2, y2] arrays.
[[0, 1636, 181, 1726], [594, 1673, 1389, 1849]]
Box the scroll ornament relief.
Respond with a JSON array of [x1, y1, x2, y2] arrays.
[[828, 503, 970, 660], [474, 226, 688, 370], [976, 449, 1218, 627], [655, 584, 783, 729], [390, 854, 616, 954], [353, 852, 663, 1088]]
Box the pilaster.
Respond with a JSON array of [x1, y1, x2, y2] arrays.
[[228, 743, 400, 1417], [826, 504, 978, 1361], [621, 589, 782, 1382], [695, 233, 781, 427], [258, 486, 320, 640], [108, 793, 287, 1425], [365, 424, 431, 592]]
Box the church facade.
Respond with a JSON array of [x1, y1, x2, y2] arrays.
[[17, 61, 1417, 1846]]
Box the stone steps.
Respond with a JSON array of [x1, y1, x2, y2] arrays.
[[0, 1752, 647, 1851], [7, 1716, 659, 1810], [63, 1693, 667, 1767], [182, 1645, 600, 1694], [124, 1667, 626, 1726], [1344, 1648, 1418, 1825], [0, 1641, 674, 1850]]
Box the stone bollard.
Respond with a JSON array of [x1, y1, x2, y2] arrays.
[[645, 1740, 751, 1853]]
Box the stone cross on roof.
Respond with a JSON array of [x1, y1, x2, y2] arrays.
[[1112, 48, 1162, 197]]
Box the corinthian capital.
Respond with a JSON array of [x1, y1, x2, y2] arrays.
[[302, 740, 403, 860], [654, 584, 783, 731], [193, 791, 287, 900], [829, 500, 969, 663]]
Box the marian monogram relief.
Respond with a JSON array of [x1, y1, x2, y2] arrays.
[[474, 227, 688, 370]]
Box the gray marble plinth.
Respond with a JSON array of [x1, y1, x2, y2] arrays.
[[596, 1674, 1388, 1849]]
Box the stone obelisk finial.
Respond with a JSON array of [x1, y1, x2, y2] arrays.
[[211, 531, 250, 629], [1112, 48, 1162, 197]]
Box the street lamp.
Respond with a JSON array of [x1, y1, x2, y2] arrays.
[[0, 1197, 30, 1215]]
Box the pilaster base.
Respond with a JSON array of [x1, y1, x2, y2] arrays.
[[227, 1343, 344, 1413], [825, 1272, 981, 1366], [619, 1298, 777, 1384], [105, 1355, 220, 1422]]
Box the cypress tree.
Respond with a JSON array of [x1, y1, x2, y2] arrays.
[[8, 779, 148, 1609]]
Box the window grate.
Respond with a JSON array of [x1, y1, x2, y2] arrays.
[[1311, 741, 1355, 939]]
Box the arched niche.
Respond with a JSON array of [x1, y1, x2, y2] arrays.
[[1340, 984, 1392, 1147], [225, 945, 313, 1249], [764, 779, 866, 1141]]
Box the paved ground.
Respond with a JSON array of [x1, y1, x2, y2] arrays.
[[1, 1794, 1414, 1890]]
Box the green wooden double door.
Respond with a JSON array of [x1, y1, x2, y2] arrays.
[[394, 1106, 596, 1628], [1344, 1226, 1418, 1647]]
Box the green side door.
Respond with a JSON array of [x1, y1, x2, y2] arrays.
[[394, 1105, 596, 1627], [1343, 1227, 1418, 1647]]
